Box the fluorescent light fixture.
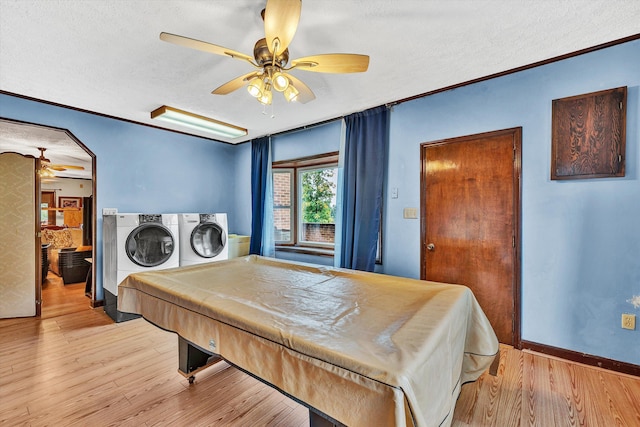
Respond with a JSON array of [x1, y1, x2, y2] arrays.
[[150, 106, 247, 139]]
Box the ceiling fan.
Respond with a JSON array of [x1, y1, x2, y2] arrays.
[[160, 0, 369, 105], [37, 147, 85, 177]]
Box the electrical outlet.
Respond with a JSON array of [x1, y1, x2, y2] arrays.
[[621, 313, 636, 330], [102, 208, 118, 215]]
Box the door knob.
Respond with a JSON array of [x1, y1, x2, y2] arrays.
[[427, 243, 435, 251]]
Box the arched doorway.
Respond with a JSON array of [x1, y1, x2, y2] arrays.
[[0, 118, 96, 317]]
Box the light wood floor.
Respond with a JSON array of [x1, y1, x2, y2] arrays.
[[41, 271, 92, 319], [1, 280, 639, 426]]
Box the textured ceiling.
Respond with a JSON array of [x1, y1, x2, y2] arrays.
[[0, 0, 639, 147], [0, 120, 92, 179]]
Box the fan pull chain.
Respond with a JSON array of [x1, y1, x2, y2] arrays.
[[261, 103, 276, 118]]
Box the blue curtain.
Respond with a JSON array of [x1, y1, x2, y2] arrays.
[[250, 136, 273, 255], [335, 106, 388, 271], [261, 139, 275, 257]]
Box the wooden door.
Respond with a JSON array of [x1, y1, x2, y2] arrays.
[[0, 153, 38, 318], [421, 128, 521, 345], [42, 191, 56, 225]]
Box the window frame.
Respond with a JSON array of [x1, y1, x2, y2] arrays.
[[272, 168, 295, 245], [272, 152, 339, 255], [296, 164, 338, 249]]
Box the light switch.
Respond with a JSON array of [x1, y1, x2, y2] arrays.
[[403, 207, 418, 219], [391, 187, 398, 199]]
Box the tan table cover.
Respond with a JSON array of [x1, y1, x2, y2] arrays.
[[119, 255, 498, 427]]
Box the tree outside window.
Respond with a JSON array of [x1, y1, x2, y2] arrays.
[[272, 152, 338, 249], [299, 167, 336, 245]]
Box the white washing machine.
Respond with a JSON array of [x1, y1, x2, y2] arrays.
[[178, 213, 228, 266], [103, 213, 180, 322]]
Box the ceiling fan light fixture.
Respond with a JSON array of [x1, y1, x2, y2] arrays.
[[247, 77, 265, 98], [258, 84, 273, 105], [284, 84, 299, 102], [272, 71, 289, 92], [40, 166, 55, 178], [150, 105, 247, 139]]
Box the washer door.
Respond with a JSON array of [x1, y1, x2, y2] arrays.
[[191, 222, 226, 258], [126, 223, 175, 267]]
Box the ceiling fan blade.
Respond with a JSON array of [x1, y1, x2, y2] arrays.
[[160, 32, 255, 64], [286, 74, 315, 104], [264, 0, 301, 55], [290, 54, 370, 73], [212, 71, 261, 95]]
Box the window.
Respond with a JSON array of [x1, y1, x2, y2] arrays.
[[273, 169, 294, 243], [273, 152, 339, 252]]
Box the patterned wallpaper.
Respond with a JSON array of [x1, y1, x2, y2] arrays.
[[0, 153, 36, 318]]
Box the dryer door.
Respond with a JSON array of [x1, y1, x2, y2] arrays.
[[126, 223, 175, 267], [191, 222, 226, 258]]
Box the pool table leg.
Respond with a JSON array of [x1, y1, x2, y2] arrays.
[[177, 335, 222, 382], [177, 336, 346, 426], [309, 408, 345, 427]]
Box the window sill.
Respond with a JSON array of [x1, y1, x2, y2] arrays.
[[275, 245, 334, 258]]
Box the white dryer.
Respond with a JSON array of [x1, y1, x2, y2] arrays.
[[103, 213, 180, 322], [178, 213, 228, 266]]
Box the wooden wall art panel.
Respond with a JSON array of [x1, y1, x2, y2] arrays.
[[551, 86, 626, 180]]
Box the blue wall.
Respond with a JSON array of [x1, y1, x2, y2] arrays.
[[2, 38, 639, 366], [233, 39, 640, 365], [0, 94, 237, 301], [232, 121, 342, 266], [383, 39, 640, 365]]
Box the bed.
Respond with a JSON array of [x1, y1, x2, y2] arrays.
[[118, 255, 499, 427]]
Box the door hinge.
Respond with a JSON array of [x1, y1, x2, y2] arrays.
[[512, 236, 515, 248], [620, 101, 623, 110]]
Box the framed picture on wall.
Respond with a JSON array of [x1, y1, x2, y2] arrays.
[[58, 197, 82, 209]]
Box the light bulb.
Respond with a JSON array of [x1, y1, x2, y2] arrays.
[[284, 85, 299, 102], [247, 77, 265, 98], [272, 72, 290, 92], [258, 85, 273, 105]]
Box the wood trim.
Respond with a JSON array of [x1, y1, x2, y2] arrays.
[[35, 157, 42, 317], [273, 152, 339, 249], [392, 34, 640, 107], [513, 128, 523, 347], [0, 92, 236, 145], [272, 151, 339, 168], [420, 127, 523, 348], [0, 118, 99, 308], [521, 340, 640, 377], [90, 299, 104, 308], [275, 246, 334, 258], [4, 35, 637, 147]]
